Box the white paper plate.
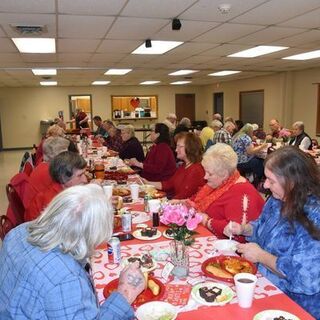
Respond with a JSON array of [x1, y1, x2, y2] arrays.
[[253, 310, 300, 320], [191, 281, 234, 306], [131, 211, 150, 224], [136, 301, 178, 320], [133, 229, 162, 241], [162, 229, 174, 240], [212, 239, 239, 252], [121, 255, 158, 273]]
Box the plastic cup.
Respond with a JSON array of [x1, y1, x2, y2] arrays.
[[148, 199, 161, 213], [234, 272, 257, 308], [129, 183, 140, 200], [103, 185, 113, 199]]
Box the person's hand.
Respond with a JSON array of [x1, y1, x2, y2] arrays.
[[236, 243, 264, 263], [117, 261, 145, 305], [128, 158, 141, 167], [223, 221, 243, 237], [199, 212, 209, 226]]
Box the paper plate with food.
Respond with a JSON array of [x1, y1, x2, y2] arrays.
[[133, 228, 162, 241], [122, 253, 157, 273], [135, 301, 178, 320], [113, 187, 131, 197], [202, 255, 256, 283], [191, 281, 234, 306], [212, 239, 239, 252], [131, 211, 151, 224], [103, 276, 165, 308], [253, 310, 300, 320]]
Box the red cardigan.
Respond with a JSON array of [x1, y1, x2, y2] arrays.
[[205, 181, 264, 242], [141, 143, 176, 181], [162, 162, 206, 199]]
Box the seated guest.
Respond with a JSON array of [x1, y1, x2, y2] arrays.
[[266, 118, 290, 141], [311, 138, 319, 149], [200, 120, 223, 149], [93, 115, 108, 138], [211, 121, 235, 146], [53, 117, 67, 131], [190, 143, 264, 242], [23, 137, 70, 209], [232, 123, 268, 185], [119, 125, 144, 162], [144, 132, 205, 199], [163, 113, 177, 134], [234, 119, 244, 133], [103, 125, 123, 152], [25, 151, 87, 221], [289, 121, 312, 150], [0, 184, 145, 319], [173, 117, 191, 136], [226, 146, 320, 319], [128, 123, 176, 181]]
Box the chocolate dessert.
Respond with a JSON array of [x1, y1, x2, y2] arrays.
[[199, 286, 222, 302], [141, 227, 157, 237], [273, 317, 293, 320], [127, 254, 154, 269]]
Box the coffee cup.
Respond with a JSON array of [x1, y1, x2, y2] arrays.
[[234, 272, 257, 308], [129, 183, 140, 200], [103, 185, 113, 199], [148, 199, 161, 213]]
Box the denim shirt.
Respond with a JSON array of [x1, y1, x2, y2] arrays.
[[0, 223, 134, 320], [248, 196, 320, 319]]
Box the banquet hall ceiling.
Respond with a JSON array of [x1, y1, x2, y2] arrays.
[[0, 0, 319, 87]]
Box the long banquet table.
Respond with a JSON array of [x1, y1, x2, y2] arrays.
[[91, 201, 315, 320]]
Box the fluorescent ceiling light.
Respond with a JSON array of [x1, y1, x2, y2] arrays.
[[169, 70, 199, 76], [282, 50, 320, 60], [140, 81, 161, 85], [32, 68, 57, 75], [132, 40, 183, 55], [92, 81, 110, 85], [40, 81, 57, 86], [12, 38, 56, 53], [170, 81, 191, 85], [228, 45, 288, 58], [104, 69, 132, 75], [209, 70, 241, 76]]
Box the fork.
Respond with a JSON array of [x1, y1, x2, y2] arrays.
[[229, 221, 233, 241]]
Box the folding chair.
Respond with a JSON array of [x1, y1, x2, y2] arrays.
[[6, 183, 25, 227], [0, 215, 14, 241]]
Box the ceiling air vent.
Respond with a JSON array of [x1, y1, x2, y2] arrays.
[[11, 24, 47, 35]]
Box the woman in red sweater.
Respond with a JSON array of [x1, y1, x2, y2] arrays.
[[189, 143, 264, 242], [128, 123, 176, 181], [144, 132, 205, 199]]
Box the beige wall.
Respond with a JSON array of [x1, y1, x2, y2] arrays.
[[0, 66, 319, 148]]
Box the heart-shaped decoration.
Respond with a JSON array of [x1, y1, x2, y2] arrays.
[[130, 97, 140, 108]]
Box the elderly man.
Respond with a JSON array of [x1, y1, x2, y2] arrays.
[[212, 121, 235, 145], [200, 119, 223, 148], [289, 121, 312, 150], [163, 113, 177, 134], [93, 115, 107, 137], [212, 113, 222, 121], [267, 119, 290, 140], [0, 184, 144, 319]]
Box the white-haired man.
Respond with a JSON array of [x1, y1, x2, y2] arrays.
[[163, 113, 177, 134], [289, 121, 312, 150]]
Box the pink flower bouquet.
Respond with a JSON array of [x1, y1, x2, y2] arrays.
[[160, 203, 202, 245]]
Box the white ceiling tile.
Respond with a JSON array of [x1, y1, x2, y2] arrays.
[[21, 54, 57, 63], [232, 0, 320, 25], [193, 23, 265, 43], [58, 39, 101, 53], [0, 0, 55, 13], [271, 30, 320, 47], [88, 53, 126, 63], [122, 0, 197, 18], [58, 15, 115, 38], [97, 39, 141, 53], [57, 53, 92, 62], [278, 7, 320, 29], [58, 0, 126, 15], [199, 44, 250, 57], [0, 38, 18, 52], [0, 53, 23, 62]]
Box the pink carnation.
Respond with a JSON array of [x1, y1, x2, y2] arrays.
[[186, 213, 202, 230]]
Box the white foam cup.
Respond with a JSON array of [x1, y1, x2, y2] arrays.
[[129, 183, 140, 200], [148, 199, 161, 213], [103, 185, 113, 200], [234, 272, 257, 308]]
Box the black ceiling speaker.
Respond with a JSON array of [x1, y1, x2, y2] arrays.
[[145, 39, 152, 48], [172, 18, 182, 30]]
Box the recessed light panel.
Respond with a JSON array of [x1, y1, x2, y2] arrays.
[[104, 69, 132, 75], [208, 70, 241, 76], [228, 45, 288, 58], [170, 81, 191, 85], [92, 81, 110, 85], [32, 68, 57, 75], [169, 70, 198, 76], [40, 81, 57, 86], [132, 40, 183, 55], [12, 38, 56, 53], [140, 81, 160, 85], [282, 50, 320, 60]]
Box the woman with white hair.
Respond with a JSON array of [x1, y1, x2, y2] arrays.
[[188, 143, 264, 242], [119, 125, 145, 162], [0, 184, 145, 319]]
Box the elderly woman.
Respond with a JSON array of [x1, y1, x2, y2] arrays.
[[25, 151, 88, 221], [144, 132, 205, 199], [119, 125, 145, 162], [103, 125, 123, 153], [232, 123, 268, 185], [226, 146, 320, 319], [128, 123, 176, 181], [0, 184, 145, 319], [190, 143, 264, 242]]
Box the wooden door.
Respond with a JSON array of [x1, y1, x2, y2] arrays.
[[175, 94, 195, 122]]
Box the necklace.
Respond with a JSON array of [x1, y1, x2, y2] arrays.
[[185, 161, 192, 168]]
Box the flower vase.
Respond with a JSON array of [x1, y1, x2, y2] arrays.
[[170, 240, 189, 278]]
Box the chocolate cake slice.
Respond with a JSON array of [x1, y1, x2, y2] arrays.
[[199, 286, 222, 302]]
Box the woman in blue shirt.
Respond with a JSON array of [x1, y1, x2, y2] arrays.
[[226, 146, 320, 319]]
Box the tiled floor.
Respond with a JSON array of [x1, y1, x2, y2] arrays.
[[0, 150, 25, 214]]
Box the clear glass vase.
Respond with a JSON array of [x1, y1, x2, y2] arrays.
[[170, 240, 189, 278]]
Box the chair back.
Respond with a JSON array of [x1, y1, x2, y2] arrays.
[[0, 215, 14, 241], [6, 183, 25, 226]]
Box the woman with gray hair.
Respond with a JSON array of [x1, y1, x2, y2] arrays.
[[119, 125, 145, 162], [187, 143, 264, 242], [0, 184, 145, 319]]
